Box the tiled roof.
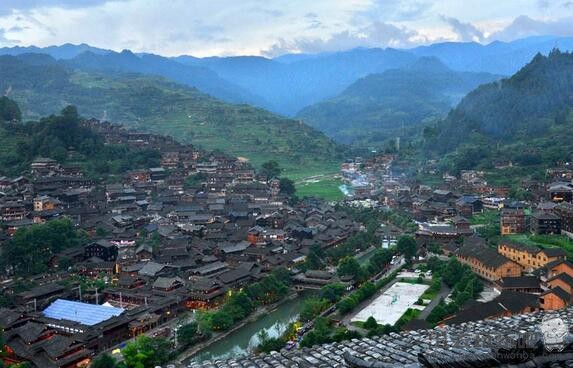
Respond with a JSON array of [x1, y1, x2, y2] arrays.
[[186, 307, 573, 368]]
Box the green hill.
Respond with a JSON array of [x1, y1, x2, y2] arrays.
[[297, 57, 499, 147], [0, 54, 343, 177], [423, 50, 573, 181]]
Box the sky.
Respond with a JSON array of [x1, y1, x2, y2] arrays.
[[0, 0, 572, 57]]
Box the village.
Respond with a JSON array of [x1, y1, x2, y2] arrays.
[[2, 119, 573, 368], [0, 118, 368, 367], [339, 153, 573, 323]]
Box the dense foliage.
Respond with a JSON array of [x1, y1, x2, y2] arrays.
[[3, 218, 88, 275], [201, 269, 291, 332], [0, 103, 160, 177], [424, 50, 573, 178], [121, 336, 171, 368], [424, 257, 483, 324]]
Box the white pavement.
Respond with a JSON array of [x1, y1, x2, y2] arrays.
[[351, 282, 429, 326]]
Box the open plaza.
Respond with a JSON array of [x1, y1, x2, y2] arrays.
[[351, 282, 429, 326]]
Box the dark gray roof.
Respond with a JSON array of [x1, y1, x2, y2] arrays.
[[187, 307, 573, 368]]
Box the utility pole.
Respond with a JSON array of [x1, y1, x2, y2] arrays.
[[73, 285, 82, 302], [94, 287, 99, 305]]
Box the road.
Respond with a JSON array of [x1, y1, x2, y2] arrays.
[[417, 283, 451, 320]]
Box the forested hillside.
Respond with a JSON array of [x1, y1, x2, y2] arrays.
[[423, 50, 573, 176], [0, 101, 160, 177], [0, 54, 343, 176], [297, 58, 499, 146]]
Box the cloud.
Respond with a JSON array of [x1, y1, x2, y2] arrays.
[[0, 0, 571, 56], [262, 21, 420, 56], [440, 16, 484, 42], [0, 0, 122, 16], [488, 15, 573, 41], [0, 27, 19, 46]]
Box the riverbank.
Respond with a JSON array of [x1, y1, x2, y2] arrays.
[[174, 292, 301, 364]]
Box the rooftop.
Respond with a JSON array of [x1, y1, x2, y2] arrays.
[[42, 299, 124, 326]]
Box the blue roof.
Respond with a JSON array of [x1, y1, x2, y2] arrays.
[[43, 299, 124, 326]]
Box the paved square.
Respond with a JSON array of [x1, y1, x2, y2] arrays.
[[352, 282, 429, 326]]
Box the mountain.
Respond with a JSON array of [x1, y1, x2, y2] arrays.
[[0, 54, 343, 176], [174, 48, 417, 115], [296, 57, 500, 146], [64, 50, 269, 107], [424, 50, 573, 175], [410, 36, 573, 75], [0, 43, 110, 59]]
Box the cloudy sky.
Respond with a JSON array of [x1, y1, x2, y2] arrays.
[[0, 0, 571, 57]]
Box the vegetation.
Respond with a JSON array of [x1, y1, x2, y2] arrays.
[[423, 50, 573, 182], [121, 335, 171, 368], [200, 269, 291, 332], [0, 103, 161, 177], [90, 354, 117, 368], [396, 236, 417, 263], [295, 178, 344, 201], [424, 257, 483, 324], [3, 218, 88, 275]]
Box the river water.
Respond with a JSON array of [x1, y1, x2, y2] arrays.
[[187, 292, 314, 363]]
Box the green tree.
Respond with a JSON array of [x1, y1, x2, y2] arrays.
[[397, 236, 417, 262], [0, 96, 21, 122], [319, 283, 346, 303], [121, 336, 171, 368], [363, 316, 378, 330], [299, 298, 330, 322], [279, 177, 296, 196], [4, 218, 85, 275], [261, 160, 281, 180], [177, 322, 198, 346], [337, 256, 363, 280], [90, 353, 117, 368], [210, 311, 234, 331]]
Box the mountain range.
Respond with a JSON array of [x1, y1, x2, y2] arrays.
[[2, 36, 573, 117], [296, 57, 500, 146], [0, 53, 342, 176], [1, 36, 573, 177]]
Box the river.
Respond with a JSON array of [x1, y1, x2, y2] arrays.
[[187, 292, 314, 363]]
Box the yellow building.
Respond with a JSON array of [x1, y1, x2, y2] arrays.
[[498, 239, 567, 271]]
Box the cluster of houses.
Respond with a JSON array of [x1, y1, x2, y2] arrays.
[[0, 120, 362, 368], [341, 159, 573, 326]]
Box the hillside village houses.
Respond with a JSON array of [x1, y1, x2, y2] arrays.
[[0, 119, 362, 368]]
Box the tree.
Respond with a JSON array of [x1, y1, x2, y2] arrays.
[[363, 316, 378, 330], [210, 311, 234, 331], [337, 256, 364, 280], [90, 353, 117, 368], [319, 283, 346, 303], [299, 298, 329, 322], [279, 178, 296, 196], [260, 160, 281, 180], [121, 336, 171, 368], [177, 322, 198, 346], [397, 236, 417, 262], [0, 96, 21, 122], [4, 218, 85, 275]]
